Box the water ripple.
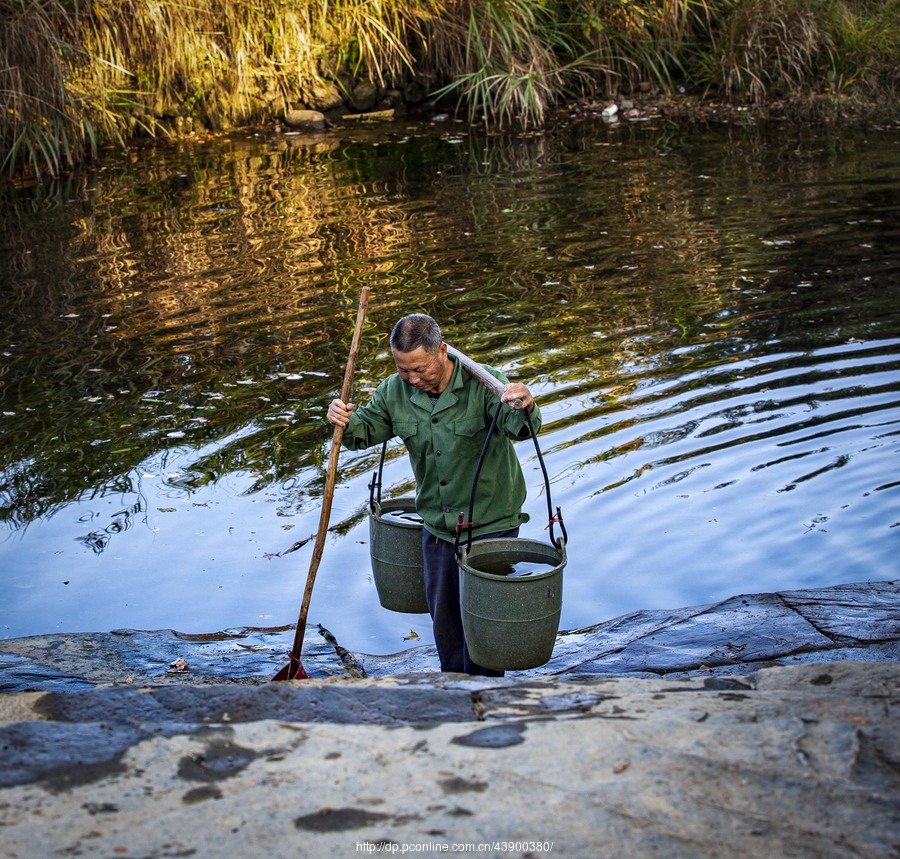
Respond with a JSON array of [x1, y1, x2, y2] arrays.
[[1, 121, 898, 646]]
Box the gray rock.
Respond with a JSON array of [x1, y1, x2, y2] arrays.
[[0, 662, 897, 858], [349, 79, 379, 112], [1, 581, 898, 858], [283, 109, 326, 129], [303, 80, 343, 111], [0, 580, 897, 691]]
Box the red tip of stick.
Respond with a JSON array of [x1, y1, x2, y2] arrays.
[[272, 651, 309, 681]]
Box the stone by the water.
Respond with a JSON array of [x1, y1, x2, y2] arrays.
[[283, 109, 326, 129], [0, 660, 896, 858], [1, 579, 896, 691], [1, 579, 897, 858]]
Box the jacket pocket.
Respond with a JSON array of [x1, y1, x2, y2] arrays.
[[453, 417, 486, 458], [393, 419, 419, 442], [454, 417, 484, 437]]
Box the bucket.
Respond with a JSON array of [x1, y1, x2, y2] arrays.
[[458, 536, 566, 671], [368, 497, 428, 614]]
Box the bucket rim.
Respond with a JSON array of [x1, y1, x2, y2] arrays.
[[370, 496, 423, 530], [459, 537, 566, 582]]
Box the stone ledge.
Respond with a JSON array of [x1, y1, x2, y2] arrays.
[[1, 579, 897, 692], [0, 661, 896, 858], [1, 580, 897, 858]]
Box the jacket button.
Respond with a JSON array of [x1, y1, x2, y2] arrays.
[[440, 480, 447, 486], [436, 450, 442, 456], [444, 506, 452, 513], [432, 417, 438, 423]]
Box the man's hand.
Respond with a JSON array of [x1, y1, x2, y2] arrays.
[[501, 383, 534, 412], [326, 398, 355, 427]]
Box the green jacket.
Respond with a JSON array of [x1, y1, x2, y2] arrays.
[[343, 356, 542, 543]]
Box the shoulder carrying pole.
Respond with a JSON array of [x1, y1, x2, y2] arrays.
[[445, 343, 523, 410]]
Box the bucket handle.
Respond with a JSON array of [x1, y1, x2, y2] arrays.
[[455, 400, 567, 558], [368, 441, 389, 512]]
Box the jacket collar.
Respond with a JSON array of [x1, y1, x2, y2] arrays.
[[407, 354, 464, 413]]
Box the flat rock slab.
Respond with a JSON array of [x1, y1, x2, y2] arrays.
[[1, 580, 897, 691], [0, 662, 897, 858]]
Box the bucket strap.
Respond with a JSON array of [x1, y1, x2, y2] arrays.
[[368, 441, 388, 512], [526, 407, 568, 549], [455, 400, 566, 558]]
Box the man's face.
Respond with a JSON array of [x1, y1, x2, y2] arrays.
[[393, 344, 451, 395]]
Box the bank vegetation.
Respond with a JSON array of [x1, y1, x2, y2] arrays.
[[2, 0, 899, 180]]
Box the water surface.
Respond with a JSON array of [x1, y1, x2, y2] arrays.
[[1, 116, 898, 655]]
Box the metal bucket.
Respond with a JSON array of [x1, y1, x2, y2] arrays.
[[368, 497, 428, 614], [458, 537, 565, 671]]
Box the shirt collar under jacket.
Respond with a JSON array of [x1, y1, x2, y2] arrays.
[[405, 352, 466, 414]]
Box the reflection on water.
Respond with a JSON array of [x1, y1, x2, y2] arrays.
[[473, 560, 558, 579], [1, 119, 898, 655]]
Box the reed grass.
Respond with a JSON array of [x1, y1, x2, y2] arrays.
[[706, 0, 832, 104], [574, 0, 715, 94], [1, 0, 77, 177], [823, 0, 900, 98], [700, 0, 900, 108], [2, 0, 899, 180], [427, 0, 582, 129], [1, 0, 436, 179], [425, 0, 713, 128]]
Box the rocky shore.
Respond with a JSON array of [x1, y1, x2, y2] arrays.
[[1, 579, 897, 858], [276, 87, 900, 135], [1, 579, 896, 689]]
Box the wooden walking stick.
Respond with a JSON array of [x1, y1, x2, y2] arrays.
[[273, 286, 370, 680]]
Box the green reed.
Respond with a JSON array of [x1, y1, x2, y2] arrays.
[[1, 0, 898, 180], [698, 0, 900, 109]]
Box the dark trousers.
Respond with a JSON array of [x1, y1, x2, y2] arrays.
[[422, 527, 518, 676]]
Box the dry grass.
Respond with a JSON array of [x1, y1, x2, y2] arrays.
[[700, 0, 900, 109], [1, 0, 438, 178], [426, 0, 585, 129], [1, 0, 79, 177], [2, 0, 898, 179], [712, 0, 830, 104], [575, 0, 715, 94]]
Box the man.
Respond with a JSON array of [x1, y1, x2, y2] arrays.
[[326, 313, 540, 676]]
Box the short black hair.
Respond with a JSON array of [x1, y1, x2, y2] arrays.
[[390, 314, 442, 354]]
